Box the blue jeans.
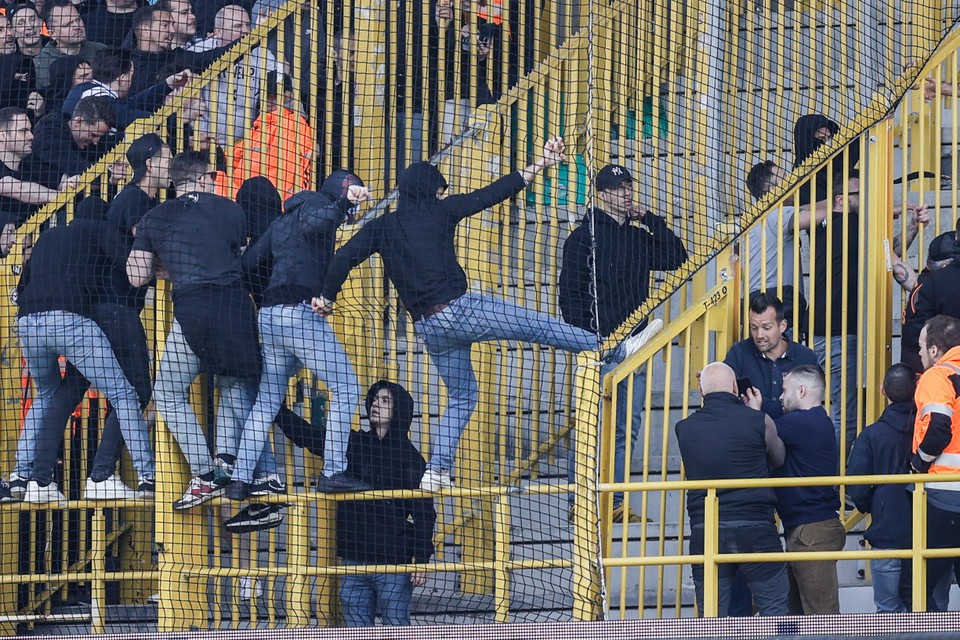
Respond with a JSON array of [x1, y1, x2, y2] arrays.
[[415, 293, 598, 472], [871, 556, 909, 613], [568, 363, 646, 509], [15, 311, 154, 480], [339, 560, 413, 626], [155, 320, 275, 478], [689, 521, 790, 616], [234, 304, 360, 483], [812, 334, 859, 449]]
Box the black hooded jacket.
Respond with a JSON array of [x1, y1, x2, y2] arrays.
[[236, 177, 282, 306], [337, 381, 437, 565], [322, 163, 528, 320], [793, 114, 859, 206], [242, 171, 362, 308], [846, 401, 915, 549]]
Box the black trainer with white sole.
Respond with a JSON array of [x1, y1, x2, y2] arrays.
[[224, 504, 285, 533]]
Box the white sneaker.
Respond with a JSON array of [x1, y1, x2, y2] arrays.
[[621, 318, 664, 359], [8, 473, 27, 500], [420, 469, 453, 492], [23, 480, 66, 504], [240, 577, 263, 600], [84, 475, 141, 500]]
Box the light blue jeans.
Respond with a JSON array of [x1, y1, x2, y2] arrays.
[[339, 560, 413, 626], [415, 293, 598, 473], [155, 320, 275, 478], [15, 311, 154, 480], [812, 334, 859, 449], [871, 557, 907, 613], [234, 304, 360, 482], [569, 362, 647, 509]]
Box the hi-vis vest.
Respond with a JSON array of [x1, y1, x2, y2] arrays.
[[914, 347, 960, 490]]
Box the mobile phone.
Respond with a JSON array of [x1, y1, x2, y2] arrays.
[[736, 377, 752, 397]]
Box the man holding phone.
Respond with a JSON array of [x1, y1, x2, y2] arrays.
[[725, 291, 819, 419]]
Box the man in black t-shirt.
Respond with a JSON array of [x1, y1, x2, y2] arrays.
[[127, 150, 274, 510], [674, 362, 790, 616]]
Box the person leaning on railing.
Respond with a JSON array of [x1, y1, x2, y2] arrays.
[[675, 362, 790, 617]]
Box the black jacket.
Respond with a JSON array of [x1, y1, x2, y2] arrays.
[[901, 269, 933, 374], [558, 207, 687, 337], [846, 401, 915, 549], [337, 381, 437, 564], [902, 261, 960, 370], [17, 216, 126, 319], [322, 163, 528, 320], [243, 171, 361, 308]]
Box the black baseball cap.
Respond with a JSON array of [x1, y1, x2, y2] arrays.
[[928, 231, 960, 262], [595, 164, 633, 192], [127, 133, 166, 184]]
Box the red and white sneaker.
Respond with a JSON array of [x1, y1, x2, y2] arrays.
[[173, 472, 228, 510]]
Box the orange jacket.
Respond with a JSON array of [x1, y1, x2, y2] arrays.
[[914, 345, 960, 484], [231, 107, 315, 200]]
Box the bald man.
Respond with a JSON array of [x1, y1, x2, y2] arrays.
[[675, 361, 789, 616]]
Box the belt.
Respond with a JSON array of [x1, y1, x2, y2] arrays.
[[417, 303, 449, 322]]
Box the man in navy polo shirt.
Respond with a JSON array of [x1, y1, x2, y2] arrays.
[[725, 291, 819, 419]]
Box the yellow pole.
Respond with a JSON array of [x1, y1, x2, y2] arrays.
[[912, 484, 928, 612], [90, 509, 106, 634], [702, 489, 719, 617]]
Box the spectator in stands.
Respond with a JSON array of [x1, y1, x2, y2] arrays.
[[33, 0, 106, 90], [889, 203, 930, 293], [159, 0, 200, 51], [559, 162, 687, 522], [794, 170, 861, 451], [227, 170, 370, 498], [911, 314, 960, 610], [675, 361, 789, 616], [724, 292, 818, 419], [127, 150, 277, 510], [0, 12, 45, 116], [82, 0, 138, 49], [319, 138, 607, 492], [42, 54, 88, 115], [743, 160, 805, 330], [127, 5, 177, 95], [337, 381, 436, 626], [192, 4, 278, 146], [0, 106, 74, 235], [847, 363, 917, 613], [11, 200, 154, 503], [61, 47, 191, 128], [10, 2, 45, 63], [746, 365, 844, 614], [901, 230, 960, 373], [793, 113, 859, 207], [230, 71, 314, 198], [901, 220, 960, 374], [27, 94, 114, 180]]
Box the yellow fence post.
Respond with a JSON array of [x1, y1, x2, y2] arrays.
[[912, 483, 928, 612], [90, 508, 106, 634], [864, 120, 894, 426], [352, 0, 388, 199], [702, 489, 719, 617], [571, 351, 604, 621]]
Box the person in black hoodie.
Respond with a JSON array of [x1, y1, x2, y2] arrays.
[[337, 380, 436, 627], [792, 113, 859, 207], [846, 363, 917, 613], [226, 170, 371, 498], [319, 137, 599, 492]]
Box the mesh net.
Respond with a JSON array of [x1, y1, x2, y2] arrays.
[[0, 0, 956, 633]]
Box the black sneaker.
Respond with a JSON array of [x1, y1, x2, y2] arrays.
[[8, 474, 26, 501], [226, 480, 251, 501], [138, 477, 155, 498], [315, 472, 373, 493], [0, 478, 12, 503], [224, 504, 285, 534], [250, 474, 286, 497]]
